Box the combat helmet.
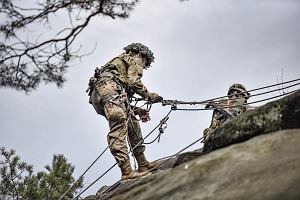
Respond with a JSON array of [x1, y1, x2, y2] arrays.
[[123, 43, 155, 68], [227, 83, 250, 99]]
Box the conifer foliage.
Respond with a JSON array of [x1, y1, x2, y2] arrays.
[[0, 147, 83, 200]]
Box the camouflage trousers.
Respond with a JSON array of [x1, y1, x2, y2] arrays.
[[91, 79, 145, 167]]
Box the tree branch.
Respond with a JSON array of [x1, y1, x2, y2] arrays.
[[0, 0, 140, 93]]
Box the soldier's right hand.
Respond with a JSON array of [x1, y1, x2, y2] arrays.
[[138, 108, 151, 122], [147, 92, 163, 103]]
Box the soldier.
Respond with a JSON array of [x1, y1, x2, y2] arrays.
[[203, 83, 251, 142], [87, 43, 163, 181]]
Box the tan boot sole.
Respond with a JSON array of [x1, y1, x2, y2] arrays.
[[121, 171, 150, 181], [138, 161, 158, 172]]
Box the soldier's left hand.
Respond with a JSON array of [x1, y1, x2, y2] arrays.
[[138, 108, 151, 122], [147, 93, 163, 103]]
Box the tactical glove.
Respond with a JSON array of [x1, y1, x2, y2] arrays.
[[147, 93, 163, 103], [138, 108, 151, 122], [205, 101, 213, 109]]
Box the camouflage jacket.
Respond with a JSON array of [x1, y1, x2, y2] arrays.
[[203, 98, 250, 138], [99, 53, 149, 98]]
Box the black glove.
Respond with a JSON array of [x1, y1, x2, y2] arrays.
[[205, 101, 215, 109], [147, 92, 163, 103], [138, 108, 151, 122]]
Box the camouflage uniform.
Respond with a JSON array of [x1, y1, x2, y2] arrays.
[[203, 84, 251, 141], [88, 44, 161, 178]]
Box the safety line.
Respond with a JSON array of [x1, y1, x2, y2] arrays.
[[200, 78, 300, 104], [249, 82, 299, 98], [156, 136, 204, 165], [161, 78, 300, 106], [246, 89, 299, 105], [174, 89, 299, 111], [74, 163, 118, 200], [59, 146, 109, 200], [215, 81, 300, 104], [143, 132, 162, 145]]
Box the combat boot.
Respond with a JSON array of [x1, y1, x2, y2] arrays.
[[120, 160, 149, 181], [135, 153, 158, 172]]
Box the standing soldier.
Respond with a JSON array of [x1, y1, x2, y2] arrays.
[[203, 83, 251, 142], [87, 43, 163, 180]]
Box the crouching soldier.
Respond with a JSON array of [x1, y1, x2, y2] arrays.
[[87, 43, 163, 180], [203, 83, 251, 142]]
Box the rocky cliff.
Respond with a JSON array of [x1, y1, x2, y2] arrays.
[[84, 91, 300, 200]]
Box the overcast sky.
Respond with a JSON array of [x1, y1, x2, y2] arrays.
[[1, 0, 300, 197]]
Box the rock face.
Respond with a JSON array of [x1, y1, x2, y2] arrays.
[[84, 91, 300, 200], [110, 129, 300, 200]]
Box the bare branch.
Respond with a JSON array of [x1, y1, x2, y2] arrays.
[[0, 0, 140, 93]]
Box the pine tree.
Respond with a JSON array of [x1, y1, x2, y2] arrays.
[[0, 147, 83, 200], [37, 154, 84, 200]]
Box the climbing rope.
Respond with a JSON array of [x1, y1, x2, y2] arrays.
[[59, 145, 110, 200], [161, 78, 300, 106], [154, 136, 204, 167], [174, 89, 299, 111], [248, 81, 299, 98], [202, 78, 300, 104]]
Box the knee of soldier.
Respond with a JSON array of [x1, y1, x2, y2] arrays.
[[109, 140, 125, 152], [108, 140, 128, 160]]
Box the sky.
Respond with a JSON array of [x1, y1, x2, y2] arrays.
[[1, 0, 300, 198]]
